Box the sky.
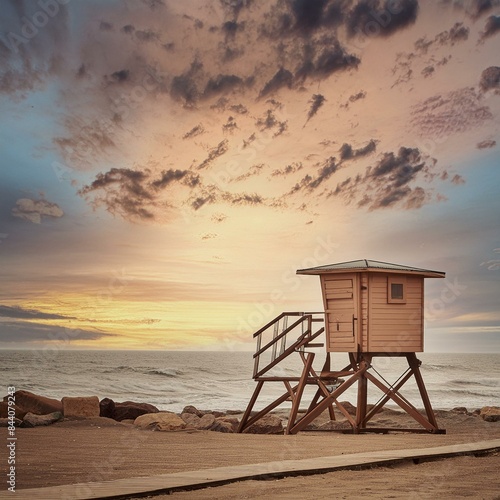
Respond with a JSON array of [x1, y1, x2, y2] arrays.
[[0, 0, 499, 352]]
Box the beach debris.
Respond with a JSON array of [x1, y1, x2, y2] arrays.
[[244, 414, 284, 435], [134, 411, 186, 431], [479, 406, 500, 422], [4, 390, 62, 416], [100, 398, 159, 421], [22, 411, 63, 427], [62, 396, 100, 418]]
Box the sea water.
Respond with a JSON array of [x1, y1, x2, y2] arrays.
[[0, 350, 498, 413]]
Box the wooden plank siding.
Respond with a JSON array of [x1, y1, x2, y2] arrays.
[[321, 273, 359, 352], [367, 274, 424, 352]]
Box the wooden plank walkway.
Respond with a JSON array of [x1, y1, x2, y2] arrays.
[[2, 439, 499, 500]]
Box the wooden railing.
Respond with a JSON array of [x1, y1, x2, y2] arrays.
[[252, 312, 325, 379]]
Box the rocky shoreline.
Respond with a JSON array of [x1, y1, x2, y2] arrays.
[[2, 390, 499, 434]]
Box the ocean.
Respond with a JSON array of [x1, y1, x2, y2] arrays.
[[1, 350, 499, 414]]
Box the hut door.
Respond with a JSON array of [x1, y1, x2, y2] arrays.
[[323, 274, 358, 352]]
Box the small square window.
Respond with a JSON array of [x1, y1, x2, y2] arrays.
[[388, 276, 406, 303], [391, 283, 404, 300]]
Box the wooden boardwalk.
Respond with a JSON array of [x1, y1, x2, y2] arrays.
[[3, 439, 500, 500]]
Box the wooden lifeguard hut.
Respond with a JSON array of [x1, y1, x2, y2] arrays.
[[238, 259, 446, 435]]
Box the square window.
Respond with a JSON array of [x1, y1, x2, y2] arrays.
[[388, 276, 406, 303], [391, 283, 404, 300]]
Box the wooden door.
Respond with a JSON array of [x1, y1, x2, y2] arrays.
[[322, 274, 358, 352]]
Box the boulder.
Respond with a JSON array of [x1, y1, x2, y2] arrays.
[[0, 402, 27, 420], [210, 417, 239, 433], [452, 407, 469, 414], [181, 412, 201, 428], [339, 401, 357, 415], [196, 413, 216, 430], [99, 398, 159, 421], [114, 402, 159, 421], [181, 405, 204, 417], [62, 396, 100, 418], [5, 390, 62, 416], [134, 412, 186, 431], [0, 417, 22, 427], [245, 414, 284, 434], [479, 406, 500, 422], [22, 412, 62, 428], [99, 398, 115, 419]]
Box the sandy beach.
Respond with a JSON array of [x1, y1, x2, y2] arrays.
[[4, 408, 500, 499]]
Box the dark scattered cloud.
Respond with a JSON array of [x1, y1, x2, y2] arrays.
[[203, 74, 245, 99], [477, 139, 497, 149], [449, 0, 499, 19], [151, 169, 195, 189], [435, 22, 469, 46], [479, 66, 500, 91], [189, 187, 263, 211], [233, 164, 264, 182], [349, 90, 366, 102], [259, 67, 294, 97], [183, 124, 205, 139], [347, 0, 419, 38], [332, 146, 440, 210], [421, 65, 434, 78], [229, 103, 248, 114], [0, 321, 111, 343], [110, 69, 130, 82], [479, 15, 500, 42], [411, 87, 493, 137], [170, 59, 203, 104], [305, 94, 326, 125], [0, 305, 74, 320], [222, 116, 238, 133], [291, 156, 338, 193], [99, 21, 114, 31], [11, 196, 64, 224], [339, 139, 377, 160], [197, 140, 229, 169], [271, 162, 303, 177]]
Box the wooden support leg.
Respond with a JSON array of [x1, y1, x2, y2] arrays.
[[238, 380, 264, 433], [286, 352, 315, 434], [356, 373, 368, 433], [407, 353, 439, 429]]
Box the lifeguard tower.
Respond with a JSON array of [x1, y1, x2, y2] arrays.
[[238, 259, 446, 435]]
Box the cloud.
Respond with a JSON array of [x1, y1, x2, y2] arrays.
[[183, 124, 205, 139], [305, 93, 326, 124], [435, 22, 469, 45], [479, 66, 500, 92], [203, 74, 245, 99], [411, 87, 493, 137], [196, 140, 229, 169], [476, 139, 497, 149], [0, 305, 74, 320], [339, 140, 377, 160], [347, 0, 419, 38], [0, 320, 111, 343], [11, 197, 64, 224], [331, 146, 447, 210], [479, 15, 500, 42], [259, 67, 294, 97]]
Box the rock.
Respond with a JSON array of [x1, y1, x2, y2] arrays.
[[99, 398, 159, 421], [181, 405, 204, 417], [22, 412, 62, 427], [114, 402, 159, 422], [196, 413, 216, 430], [99, 398, 115, 419], [4, 390, 62, 416], [181, 412, 201, 428], [479, 406, 500, 422], [134, 412, 186, 431], [452, 407, 469, 414], [62, 396, 100, 418], [245, 414, 284, 434], [210, 417, 239, 433], [0, 402, 27, 420], [0, 418, 22, 427]]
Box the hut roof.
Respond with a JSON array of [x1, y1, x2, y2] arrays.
[[297, 259, 445, 278]]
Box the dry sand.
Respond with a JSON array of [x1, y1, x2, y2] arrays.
[[2, 409, 500, 499]]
